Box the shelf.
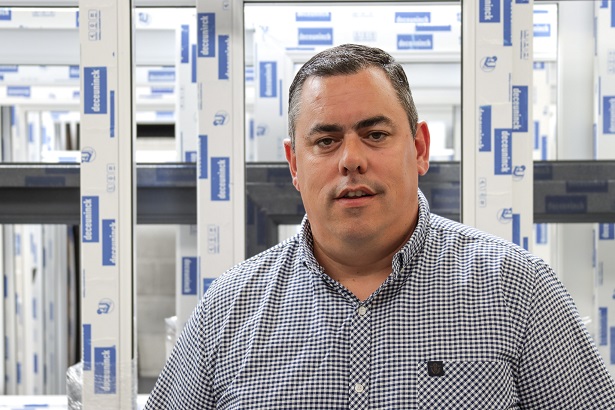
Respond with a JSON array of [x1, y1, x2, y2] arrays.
[[0, 162, 196, 225], [1, 161, 614, 226]]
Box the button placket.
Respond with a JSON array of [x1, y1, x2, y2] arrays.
[[349, 304, 371, 410]]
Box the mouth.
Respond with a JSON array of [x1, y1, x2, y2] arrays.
[[336, 187, 376, 200]]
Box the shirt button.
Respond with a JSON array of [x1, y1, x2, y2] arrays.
[[354, 383, 365, 393], [357, 306, 368, 316]]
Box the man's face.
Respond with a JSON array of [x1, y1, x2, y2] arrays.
[[285, 67, 430, 251]]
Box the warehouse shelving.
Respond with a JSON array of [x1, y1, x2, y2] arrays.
[[2, 160, 614, 254]]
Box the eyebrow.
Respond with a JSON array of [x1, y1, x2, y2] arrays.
[[306, 115, 395, 137], [307, 123, 344, 136], [354, 115, 395, 130]]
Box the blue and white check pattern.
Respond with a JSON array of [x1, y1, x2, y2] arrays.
[[145, 190, 615, 409]]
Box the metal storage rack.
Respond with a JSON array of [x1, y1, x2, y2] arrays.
[[2, 160, 614, 256]]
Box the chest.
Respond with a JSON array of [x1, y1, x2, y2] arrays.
[[213, 286, 519, 409]]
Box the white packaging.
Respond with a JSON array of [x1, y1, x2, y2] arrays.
[[0, 223, 3, 395], [175, 16, 199, 332], [594, 1, 615, 155], [21, 224, 44, 395], [532, 4, 557, 63], [245, 4, 462, 162], [8, 105, 27, 395], [532, 60, 557, 162], [22, 111, 45, 394], [2, 107, 17, 395], [596, 224, 615, 373], [462, 0, 534, 248], [196, 1, 245, 297], [510, 0, 534, 251], [531, 4, 558, 268], [13, 225, 25, 395], [22, 115, 38, 392], [176, 225, 198, 332], [251, 40, 287, 162], [79, 1, 136, 407], [2, 225, 16, 394], [42, 224, 69, 394], [0, 112, 4, 395], [42, 225, 57, 394], [0, 7, 78, 29], [531, 60, 557, 266], [593, 1, 615, 376]]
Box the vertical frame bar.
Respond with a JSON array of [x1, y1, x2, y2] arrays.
[[462, 0, 533, 246], [79, 0, 136, 407], [196, 0, 245, 298]]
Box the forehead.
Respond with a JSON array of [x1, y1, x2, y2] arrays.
[[296, 68, 404, 122], [301, 66, 393, 94]]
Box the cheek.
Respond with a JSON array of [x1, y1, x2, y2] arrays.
[[300, 173, 330, 207], [302, 176, 320, 199], [296, 156, 324, 190], [386, 158, 416, 194]]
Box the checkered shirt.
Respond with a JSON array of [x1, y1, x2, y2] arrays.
[[145, 190, 615, 409]]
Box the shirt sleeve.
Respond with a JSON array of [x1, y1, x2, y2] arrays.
[[144, 297, 216, 409], [516, 261, 615, 408]]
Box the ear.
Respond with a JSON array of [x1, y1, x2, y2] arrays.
[[283, 138, 300, 191], [414, 121, 430, 176]]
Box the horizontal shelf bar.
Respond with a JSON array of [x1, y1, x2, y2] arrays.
[[1, 161, 614, 225]]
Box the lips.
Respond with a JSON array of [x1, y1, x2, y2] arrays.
[[336, 186, 376, 199], [344, 190, 369, 198]]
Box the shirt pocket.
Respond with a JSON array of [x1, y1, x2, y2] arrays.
[[417, 360, 518, 410]]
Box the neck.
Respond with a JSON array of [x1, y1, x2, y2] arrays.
[[312, 226, 414, 301]]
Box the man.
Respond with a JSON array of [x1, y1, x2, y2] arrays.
[[146, 44, 615, 408]]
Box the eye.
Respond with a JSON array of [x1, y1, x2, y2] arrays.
[[368, 131, 387, 141], [317, 137, 335, 147]]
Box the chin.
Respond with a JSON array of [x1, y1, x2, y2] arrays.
[[336, 225, 377, 243]]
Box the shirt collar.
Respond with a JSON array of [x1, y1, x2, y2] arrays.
[[392, 189, 430, 273], [298, 189, 431, 275]]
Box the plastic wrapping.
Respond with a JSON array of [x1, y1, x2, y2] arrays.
[[66, 361, 83, 410], [65, 359, 138, 409], [165, 315, 178, 360]]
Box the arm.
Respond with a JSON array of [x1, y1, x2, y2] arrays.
[[516, 261, 615, 408], [144, 298, 216, 409]]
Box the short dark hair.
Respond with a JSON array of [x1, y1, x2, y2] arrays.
[[287, 43, 419, 150]]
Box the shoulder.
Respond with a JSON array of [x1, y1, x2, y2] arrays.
[[214, 235, 301, 285], [198, 235, 303, 315], [426, 213, 554, 307], [428, 213, 545, 269]]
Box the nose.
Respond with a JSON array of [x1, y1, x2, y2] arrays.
[[339, 136, 368, 175]]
